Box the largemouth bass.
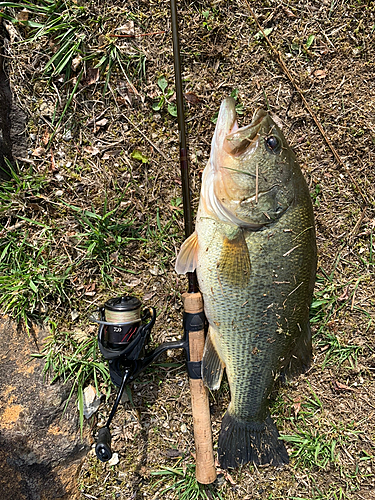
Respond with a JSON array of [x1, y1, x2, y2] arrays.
[[176, 97, 317, 468]]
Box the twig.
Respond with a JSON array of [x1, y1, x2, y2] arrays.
[[109, 30, 168, 38], [121, 114, 169, 161], [243, 0, 369, 206]]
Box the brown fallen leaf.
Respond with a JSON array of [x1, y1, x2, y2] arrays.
[[338, 286, 350, 302], [314, 69, 327, 79], [81, 67, 100, 86], [17, 9, 29, 22], [41, 128, 50, 146], [83, 146, 100, 156], [332, 380, 357, 392], [32, 146, 46, 157], [84, 283, 96, 297], [96, 118, 108, 127], [184, 92, 200, 105], [293, 396, 301, 418]]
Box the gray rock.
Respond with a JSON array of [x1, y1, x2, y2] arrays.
[[0, 317, 90, 499]]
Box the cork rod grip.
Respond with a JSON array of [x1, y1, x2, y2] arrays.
[[182, 292, 216, 484]]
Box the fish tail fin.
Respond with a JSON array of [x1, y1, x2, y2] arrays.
[[218, 412, 289, 469]]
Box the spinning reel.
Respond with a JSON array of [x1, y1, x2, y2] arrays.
[[90, 295, 203, 462]]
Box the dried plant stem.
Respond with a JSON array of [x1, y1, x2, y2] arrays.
[[244, 0, 368, 206]]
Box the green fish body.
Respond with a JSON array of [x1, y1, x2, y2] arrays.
[[176, 98, 317, 468]]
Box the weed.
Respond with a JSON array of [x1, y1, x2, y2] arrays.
[[63, 194, 145, 283], [311, 183, 321, 206], [281, 427, 338, 469], [0, 229, 71, 329], [144, 203, 182, 265], [34, 328, 111, 432], [0, 1, 146, 102], [91, 41, 146, 96], [311, 269, 363, 368], [0, 1, 90, 79], [152, 76, 177, 117], [151, 462, 224, 500], [314, 330, 362, 368], [0, 165, 69, 330], [279, 385, 361, 470]]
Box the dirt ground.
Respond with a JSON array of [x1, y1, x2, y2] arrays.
[[2, 0, 375, 498]]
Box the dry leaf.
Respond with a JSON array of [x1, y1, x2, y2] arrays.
[[83, 146, 100, 156], [332, 380, 357, 392], [184, 92, 200, 105], [293, 396, 302, 418], [71, 55, 82, 71], [115, 20, 134, 35], [283, 7, 297, 17], [314, 69, 327, 79], [41, 128, 50, 146], [84, 283, 96, 296], [17, 9, 29, 22], [143, 291, 156, 301], [338, 286, 350, 302], [95, 118, 108, 128], [82, 67, 100, 86], [32, 147, 46, 157]]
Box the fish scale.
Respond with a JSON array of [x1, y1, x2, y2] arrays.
[[176, 97, 317, 468]]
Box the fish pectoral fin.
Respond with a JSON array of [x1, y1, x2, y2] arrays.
[[202, 327, 225, 390], [218, 229, 251, 288], [175, 231, 198, 274]]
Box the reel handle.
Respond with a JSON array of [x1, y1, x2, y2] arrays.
[[95, 427, 112, 462]]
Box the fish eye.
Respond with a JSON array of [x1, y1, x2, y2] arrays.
[[265, 136, 281, 154]]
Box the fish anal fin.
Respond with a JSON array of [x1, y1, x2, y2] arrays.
[[202, 327, 225, 390], [175, 231, 198, 274], [218, 230, 251, 287]]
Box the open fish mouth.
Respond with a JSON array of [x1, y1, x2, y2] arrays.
[[224, 109, 267, 156]]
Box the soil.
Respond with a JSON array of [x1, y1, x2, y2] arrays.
[[1, 0, 375, 499]]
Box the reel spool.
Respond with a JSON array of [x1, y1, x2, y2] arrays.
[[101, 296, 141, 350]]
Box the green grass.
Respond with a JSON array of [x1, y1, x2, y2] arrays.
[[34, 328, 111, 432], [0, 164, 69, 330], [0, 228, 71, 329], [310, 267, 364, 368], [278, 385, 361, 471], [0, 0, 146, 85], [63, 194, 145, 283], [151, 463, 224, 500]]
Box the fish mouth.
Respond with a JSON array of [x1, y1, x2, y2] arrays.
[[224, 109, 267, 156]]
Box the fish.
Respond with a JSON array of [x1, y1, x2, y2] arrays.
[[175, 97, 317, 468]]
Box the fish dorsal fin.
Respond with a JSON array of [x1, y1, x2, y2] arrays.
[[218, 229, 251, 288], [175, 231, 198, 274], [202, 326, 225, 390]]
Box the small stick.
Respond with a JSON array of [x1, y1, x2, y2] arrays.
[[121, 114, 169, 161], [109, 30, 168, 38], [244, 0, 368, 206]]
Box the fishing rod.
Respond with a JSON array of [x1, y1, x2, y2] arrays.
[[91, 1, 216, 485], [170, 0, 216, 485]]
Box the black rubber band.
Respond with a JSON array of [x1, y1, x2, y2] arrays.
[[184, 311, 205, 332], [187, 360, 202, 379]]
